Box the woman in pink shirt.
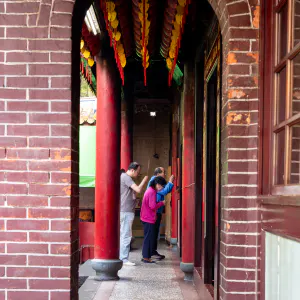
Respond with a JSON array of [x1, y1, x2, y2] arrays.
[[140, 176, 167, 263]]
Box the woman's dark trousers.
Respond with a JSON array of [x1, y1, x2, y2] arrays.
[[142, 222, 155, 259]]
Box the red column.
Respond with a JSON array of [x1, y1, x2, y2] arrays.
[[180, 62, 195, 281], [171, 104, 178, 246], [92, 56, 122, 280], [120, 96, 132, 170]]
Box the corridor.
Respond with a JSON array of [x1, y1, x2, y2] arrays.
[[79, 240, 200, 300]]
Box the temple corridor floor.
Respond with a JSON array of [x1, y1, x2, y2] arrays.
[[79, 239, 201, 300]]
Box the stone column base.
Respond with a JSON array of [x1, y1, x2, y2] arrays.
[[180, 262, 194, 281], [170, 238, 178, 246], [92, 259, 123, 281]]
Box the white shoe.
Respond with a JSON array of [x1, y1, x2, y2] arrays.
[[123, 260, 136, 266]]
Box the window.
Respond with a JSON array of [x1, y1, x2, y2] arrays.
[[263, 0, 300, 194]]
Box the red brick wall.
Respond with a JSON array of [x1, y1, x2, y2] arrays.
[[0, 0, 260, 299], [208, 0, 261, 299], [0, 0, 82, 299]]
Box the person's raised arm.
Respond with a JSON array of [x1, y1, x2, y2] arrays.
[[131, 176, 148, 194], [157, 175, 175, 196]]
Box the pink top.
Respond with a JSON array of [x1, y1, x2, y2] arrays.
[[140, 187, 164, 224]]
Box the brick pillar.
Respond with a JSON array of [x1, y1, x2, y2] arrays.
[[0, 1, 82, 299], [92, 54, 122, 280], [180, 62, 195, 281]]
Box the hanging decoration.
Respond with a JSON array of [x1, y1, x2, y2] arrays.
[[80, 39, 95, 67], [163, 0, 190, 86], [138, 0, 150, 86], [101, 0, 127, 85], [81, 22, 101, 70], [79, 22, 100, 93], [80, 57, 97, 94], [80, 38, 95, 92]]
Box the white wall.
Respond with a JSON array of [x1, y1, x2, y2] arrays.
[[265, 232, 300, 300]]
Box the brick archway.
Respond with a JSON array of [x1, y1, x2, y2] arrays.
[[0, 0, 260, 299]]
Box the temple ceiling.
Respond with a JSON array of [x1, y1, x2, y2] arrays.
[[81, 0, 215, 95]]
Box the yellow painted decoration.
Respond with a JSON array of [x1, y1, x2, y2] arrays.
[[166, 58, 172, 70], [139, 12, 143, 22], [142, 60, 149, 67], [114, 31, 121, 41], [111, 11, 117, 21], [121, 59, 126, 68], [106, 2, 115, 12], [138, 0, 151, 81], [172, 29, 179, 38], [174, 22, 180, 32], [165, 0, 188, 76], [88, 57, 94, 67], [176, 14, 183, 25], [83, 50, 90, 59], [81, 46, 86, 54], [169, 49, 175, 59], [111, 19, 119, 29], [119, 53, 126, 62], [177, 4, 185, 14], [139, 2, 149, 11], [117, 44, 124, 54], [104, 1, 127, 72], [178, 0, 186, 6], [80, 40, 84, 50], [108, 11, 117, 21]]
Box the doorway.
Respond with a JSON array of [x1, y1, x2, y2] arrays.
[[204, 66, 218, 285], [201, 30, 222, 298]]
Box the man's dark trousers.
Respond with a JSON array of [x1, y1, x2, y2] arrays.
[[152, 213, 162, 255]]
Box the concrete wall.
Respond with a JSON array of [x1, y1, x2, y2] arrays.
[[79, 188, 94, 210]]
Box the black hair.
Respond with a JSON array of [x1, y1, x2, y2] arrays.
[[120, 169, 125, 174], [154, 167, 163, 176], [149, 176, 167, 189], [128, 162, 140, 171]]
